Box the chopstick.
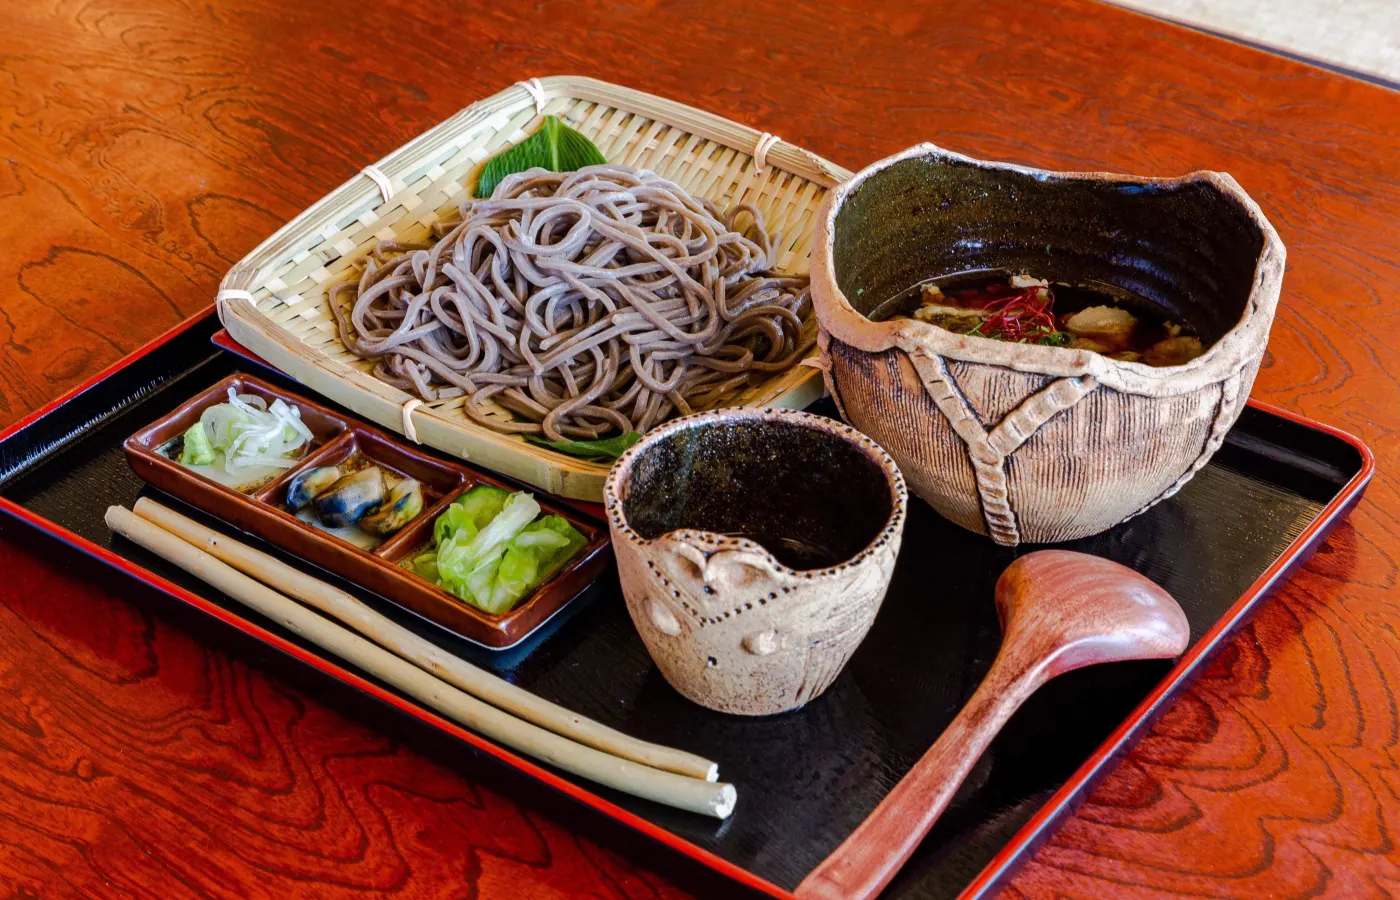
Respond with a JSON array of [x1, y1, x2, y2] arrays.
[[106, 505, 736, 819], [130, 497, 718, 782]]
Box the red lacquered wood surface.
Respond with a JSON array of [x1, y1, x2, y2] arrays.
[[0, 1, 1397, 898]]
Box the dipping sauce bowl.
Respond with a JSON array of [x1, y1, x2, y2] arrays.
[[603, 408, 907, 716]]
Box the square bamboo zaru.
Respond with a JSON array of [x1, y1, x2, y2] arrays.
[[218, 76, 849, 500]]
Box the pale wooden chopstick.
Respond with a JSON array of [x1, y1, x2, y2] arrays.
[[130, 497, 718, 782], [106, 505, 736, 819]]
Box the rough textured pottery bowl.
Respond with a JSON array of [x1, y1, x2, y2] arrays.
[[603, 409, 907, 716], [810, 143, 1284, 546]]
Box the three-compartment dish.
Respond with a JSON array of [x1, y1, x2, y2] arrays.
[[123, 372, 610, 647]]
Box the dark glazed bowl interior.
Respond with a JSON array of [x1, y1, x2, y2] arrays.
[[833, 155, 1265, 344], [621, 418, 893, 570]]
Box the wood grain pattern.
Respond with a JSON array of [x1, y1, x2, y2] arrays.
[[0, 525, 691, 899], [0, 0, 1397, 897]]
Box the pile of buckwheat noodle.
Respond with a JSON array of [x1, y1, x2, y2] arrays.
[[330, 163, 813, 442]]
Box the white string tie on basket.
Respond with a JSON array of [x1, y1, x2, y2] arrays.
[[753, 132, 780, 172], [215, 288, 255, 329], [360, 165, 395, 204], [517, 78, 547, 117], [400, 398, 423, 444]]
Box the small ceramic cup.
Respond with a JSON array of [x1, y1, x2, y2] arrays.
[[603, 408, 908, 716]]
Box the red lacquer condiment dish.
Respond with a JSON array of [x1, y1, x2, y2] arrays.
[[123, 372, 611, 648]]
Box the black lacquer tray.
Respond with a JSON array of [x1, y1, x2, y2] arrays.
[[0, 313, 1373, 900]]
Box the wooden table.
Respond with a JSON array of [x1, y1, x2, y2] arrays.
[[1, 1, 1396, 896]]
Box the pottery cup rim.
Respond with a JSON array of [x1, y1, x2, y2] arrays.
[[602, 407, 908, 577]]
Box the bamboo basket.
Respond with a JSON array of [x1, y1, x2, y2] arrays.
[[219, 76, 849, 500]]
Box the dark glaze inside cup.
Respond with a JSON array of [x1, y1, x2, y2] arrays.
[[620, 417, 893, 570], [832, 155, 1264, 345]]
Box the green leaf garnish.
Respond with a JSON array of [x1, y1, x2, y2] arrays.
[[475, 115, 608, 198], [525, 432, 642, 460]]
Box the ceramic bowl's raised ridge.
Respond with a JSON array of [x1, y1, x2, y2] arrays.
[[810, 143, 1284, 546]]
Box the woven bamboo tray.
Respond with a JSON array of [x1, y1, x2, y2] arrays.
[[218, 76, 849, 501]]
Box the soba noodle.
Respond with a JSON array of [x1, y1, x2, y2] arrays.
[[329, 163, 813, 442]]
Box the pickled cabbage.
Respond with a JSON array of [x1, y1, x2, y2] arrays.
[[421, 486, 586, 614]]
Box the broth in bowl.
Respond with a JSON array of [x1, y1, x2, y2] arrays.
[[871, 270, 1206, 367]]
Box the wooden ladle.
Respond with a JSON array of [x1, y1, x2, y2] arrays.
[[795, 550, 1191, 900]]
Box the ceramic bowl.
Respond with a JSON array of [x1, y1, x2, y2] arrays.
[[603, 409, 907, 716], [809, 143, 1285, 546]]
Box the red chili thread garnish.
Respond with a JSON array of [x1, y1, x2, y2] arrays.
[[961, 284, 1059, 343]]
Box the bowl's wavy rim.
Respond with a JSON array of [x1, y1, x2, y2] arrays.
[[810, 142, 1286, 398]]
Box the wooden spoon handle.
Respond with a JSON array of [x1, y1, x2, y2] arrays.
[[795, 657, 1045, 900]]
